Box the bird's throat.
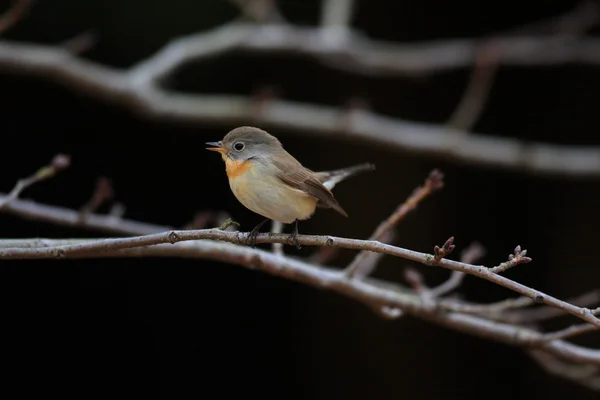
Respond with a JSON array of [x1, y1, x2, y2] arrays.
[[225, 158, 252, 179]]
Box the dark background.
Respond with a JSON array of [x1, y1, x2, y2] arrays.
[[1, 0, 600, 398]]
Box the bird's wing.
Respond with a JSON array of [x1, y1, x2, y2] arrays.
[[272, 155, 348, 217]]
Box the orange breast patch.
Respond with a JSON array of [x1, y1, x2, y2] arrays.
[[225, 159, 252, 179]]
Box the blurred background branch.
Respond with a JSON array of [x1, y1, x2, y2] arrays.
[[1, 1, 600, 176]]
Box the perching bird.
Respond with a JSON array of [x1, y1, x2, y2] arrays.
[[206, 126, 375, 248]]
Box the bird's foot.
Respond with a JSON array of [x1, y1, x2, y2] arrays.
[[246, 218, 269, 248], [287, 220, 302, 249], [286, 232, 301, 249], [246, 229, 260, 248]]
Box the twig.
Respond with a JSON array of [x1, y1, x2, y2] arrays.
[[445, 0, 600, 133], [345, 231, 395, 279], [438, 296, 535, 315], [490, 245, 532, 273], [447, 41, 499, 131], [0, 154, 70, 210], [541, 323, 600, 342], [501, 290, 600, 324], [528, 349, 600, 391], [0, 0, 32, 35], [308, 246, 340, 264], [60, 31, 97, 55], [429, 242, 486, 297], [345, 169, 444, 278], [0, 195, 171, 235], [2, 26, 600, 176], [1, 228, 600, 330], [78, 176, 114, 219], [403, 266, 429, 294], [182, 210, 234, 231]]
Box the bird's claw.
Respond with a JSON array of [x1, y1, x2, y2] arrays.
[[246, 230, 259, 248], [287, 231, 301, 250]]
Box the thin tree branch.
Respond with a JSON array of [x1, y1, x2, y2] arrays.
[[0, 195, 172, 236], [0, 234, 599, 366], [439, 296, 536, 315], [345, 169, 444, 278], [2, 25, 600, 176], [78, 176, 114, 219], [1, 228, 600, 331], [0, 154, 70, 210], [498, 290, 600, 324], [345, 231, 395, 279], [490, 245, 533, 273], [528, 349, 600, 391], [429, 241, 486, 297], [541, 323, 600, 342], [445, 1, 600, 133], [447, 42, 499, 131]]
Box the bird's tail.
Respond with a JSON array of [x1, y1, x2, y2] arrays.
[[315, 162, 376, 190]]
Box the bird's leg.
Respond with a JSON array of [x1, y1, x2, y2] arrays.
[[287, 219, 302, 250], [247, 218, 270, 248]]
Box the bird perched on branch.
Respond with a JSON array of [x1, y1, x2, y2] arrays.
[[206, 126, 375, 248]]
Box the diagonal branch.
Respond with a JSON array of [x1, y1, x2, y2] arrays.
[[0, 154, 70, 210], [1, 227, 600, 330], [345, 169, 444, 278], [0, 233, 599, 367]]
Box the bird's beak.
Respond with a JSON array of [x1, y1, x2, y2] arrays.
[[206, 141, 227, 154]]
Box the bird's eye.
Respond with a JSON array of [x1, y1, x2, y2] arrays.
[[233, 142, 245, 152]]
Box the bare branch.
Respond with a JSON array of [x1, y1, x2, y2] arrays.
[[60, 31, 98, 55], [344, 231, 395, 279], [447, 42, 499, 131], [429, 242, 487, 297], [528, 349, 600, 391], [78, 176, 114, 219], [445, 1, 600, 133], [0, 233, 599, 366], [2, 25, 600, 176], [0, 0, 32, 35], [0, 195, 171, 236], [182, 210, 235, 231], [541, 323, 600, 342], [502, 290, 600, 324], [307, 245, 339, 264], [345, 169, 444, 278], [0, 154, 70, 210], [439, 296, 536, 315], [1, 227, 599, 330]]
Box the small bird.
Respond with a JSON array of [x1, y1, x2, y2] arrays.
[[206, 126, 375, 248]]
